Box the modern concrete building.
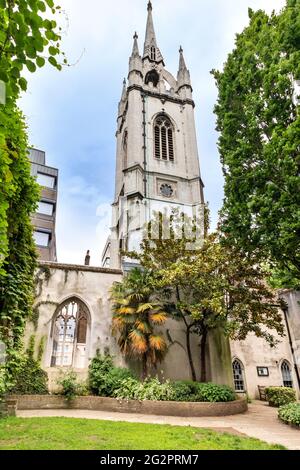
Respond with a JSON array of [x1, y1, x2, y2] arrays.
[[29, 148, 58, 261]]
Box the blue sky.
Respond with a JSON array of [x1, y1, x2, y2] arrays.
[[20, 0, 285, 265]]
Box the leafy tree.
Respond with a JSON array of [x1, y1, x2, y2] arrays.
[[0, 0, 65, 97], [212, 1, 300, 287], [126, 211, 205, 381], [127, 214, 285, 382], [111, 268, 168, 380], [0, 0, 64, 396]]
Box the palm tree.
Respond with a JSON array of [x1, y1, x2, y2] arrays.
[[111, 268, 168, 379]]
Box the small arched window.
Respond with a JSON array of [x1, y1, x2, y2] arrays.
[[50, 298, 90, 368], [151, 46, 156, 61], [154, 115, 174, 162], [281, 360, 293, 388], [232, 359, 245, 392]]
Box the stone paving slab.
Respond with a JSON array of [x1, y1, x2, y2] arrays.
[[17, 401, 300, 450]]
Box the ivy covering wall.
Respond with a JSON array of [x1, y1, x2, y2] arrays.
[[0, 0, 65, 394]]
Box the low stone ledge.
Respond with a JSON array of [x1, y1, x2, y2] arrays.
[[11, 395, 248, 417]]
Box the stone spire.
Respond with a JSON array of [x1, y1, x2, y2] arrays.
[[131, 31, 140, 57], [143, 1, 164, 64], [121, 78, 127, 100], [177, 46, 192, 90], [129, 32, 142, 84], [118, 78, 127, 116]]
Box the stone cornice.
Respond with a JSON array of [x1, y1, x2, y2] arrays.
[[38, 260, 122, 275], [127, 84, 195, 108], [123, 163, 144, 174]]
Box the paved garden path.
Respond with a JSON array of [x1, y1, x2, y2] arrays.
[[17, 401, 300, 450]]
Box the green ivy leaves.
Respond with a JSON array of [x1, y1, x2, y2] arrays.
[[0, 0, 64, 397], [0, 0, 66, 99]]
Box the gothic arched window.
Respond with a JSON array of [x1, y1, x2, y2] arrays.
[[154, 115, 174, 162], [281, 360, 293, 388], [232, 359, 246, 392], [151, 46, 156, 61], [50, 298, 90, 368], [145, 69, 159, 87]]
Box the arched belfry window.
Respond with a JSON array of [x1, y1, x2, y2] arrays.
[[281, 360, 293, 388], [154, 114, 174, 162], [232, 359, 246, 392], [145, 69, 159, 87], [151, 46, 156, 61], [50, 298, 90, 368]]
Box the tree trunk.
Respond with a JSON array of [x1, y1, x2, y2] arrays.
[[200, 330, 208, 383], [176, 286, 197, 382], [141, 355, 148, 381], [186, 325, 197, 381]]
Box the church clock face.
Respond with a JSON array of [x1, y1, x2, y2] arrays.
[[160, 183, 174, 198]]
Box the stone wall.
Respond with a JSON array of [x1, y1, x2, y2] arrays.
[[231, 291, 300, 399], [27, 261, 234, 391], [12, 395, 247, 417]]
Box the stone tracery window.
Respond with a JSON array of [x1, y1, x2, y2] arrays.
[[154, 115, 174, 162], [232, 359, 245, 392], [50, 298, 90, 368], [281, 360, 293, 388]]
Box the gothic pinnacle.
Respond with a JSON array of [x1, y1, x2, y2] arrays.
[[121, 78, 127, 100], [177, 46, 191, 89], [131, 31, 140, 57], [179, 46, 187, 71]]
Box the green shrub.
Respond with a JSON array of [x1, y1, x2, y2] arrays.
[[88, 353, 114, 395], [88, 353, 135, 397], [98, 367, 135, 397], [135, 378, 175, 401], [171, 381, 236, 403], [266, 387, 296, 407], [10, 358, 48, 395], [196, 383, 236, 403], [171, 380, 200, 402], [57, 370, 81, 402], [278, 403, 300, 427], [113, 377, 140, 400], [115, 378, 236, 403], [114, 377, 175, 402]]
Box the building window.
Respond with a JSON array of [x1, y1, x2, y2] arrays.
[[150, 46, 156, 61], [37, 201, 54, 216], [281, 360, 293, 388], [232, 359, 245, 392], [50, 298, 90, 368], [154, 115, 174, 162], [160, 183, 174, 198], [34, 231, 50, 247], [257, 367, 269, 377], [145, 69, 160, 87], [36, 172, 56, 189]]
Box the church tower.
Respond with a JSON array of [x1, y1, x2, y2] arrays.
[[102, 1, 205, 269]]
